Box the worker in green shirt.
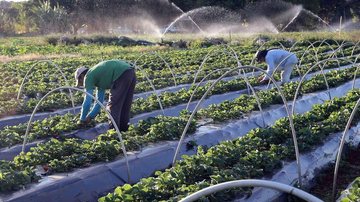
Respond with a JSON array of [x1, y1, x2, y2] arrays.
[[74, 59, 136, 132]]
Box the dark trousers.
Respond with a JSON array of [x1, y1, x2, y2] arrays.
[[107, 68, 136, 132]]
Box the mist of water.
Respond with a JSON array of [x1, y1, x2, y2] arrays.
[[281, 5, 303, 31], [302, 9, 334, 31], [76, 0, 349, 36], [170, 2, 205, 34]]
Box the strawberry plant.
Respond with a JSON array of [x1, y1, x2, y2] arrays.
[[100, 90, 360, 201]]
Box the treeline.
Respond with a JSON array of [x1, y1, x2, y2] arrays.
[[0, 0, 359, 36], [172, 0, 360, 24]]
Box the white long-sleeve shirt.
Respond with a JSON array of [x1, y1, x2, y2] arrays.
[[264, 49, 298, 79]]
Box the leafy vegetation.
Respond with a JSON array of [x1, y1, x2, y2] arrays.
[[99, 90, 360, 201], [2, 40, 358, 118], [1, 61, 358, 149], [341, 178, 360, 202]]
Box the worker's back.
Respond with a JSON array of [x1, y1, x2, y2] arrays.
[[85, 60, 131, 90], [266, 49, 298, 68]]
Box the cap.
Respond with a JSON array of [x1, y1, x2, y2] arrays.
[[255, 50, 268, 62], [74, 66, 88, 86], [75, 66, 88, 80]]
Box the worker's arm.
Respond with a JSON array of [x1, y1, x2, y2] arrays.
[[80, 73, 97, 121], [88, 88, 105, 118], [80, 88, 94, 121]]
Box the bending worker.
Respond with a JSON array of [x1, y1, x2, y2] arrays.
[[75, 59, 136, 132], [255, 49, 298, 84]]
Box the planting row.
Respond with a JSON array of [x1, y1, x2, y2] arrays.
[[1, 64, 360, 193], [99, 89, 360, 201], [0, 41, 346, 117], [0, 114, 196, 193], [308, 146, 360, 201], [1, 48, 352, 118], [1, 63, 359, 150], [339, 177, 360, 202]]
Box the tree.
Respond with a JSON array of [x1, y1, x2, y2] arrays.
[[0, 2, 18, 35], [32, 1, 69, 34]]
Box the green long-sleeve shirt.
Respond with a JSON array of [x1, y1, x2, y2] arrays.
[[80, 60, 131, 120]]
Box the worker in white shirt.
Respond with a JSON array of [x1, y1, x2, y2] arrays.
[[255, 49, 298, 84]]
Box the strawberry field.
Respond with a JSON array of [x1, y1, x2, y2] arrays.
[[1, 34, 360, 202]]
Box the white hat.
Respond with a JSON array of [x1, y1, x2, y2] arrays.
[[75, 66, 88, 80]]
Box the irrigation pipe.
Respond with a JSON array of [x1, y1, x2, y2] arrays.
[[179, 179, 323, 202]]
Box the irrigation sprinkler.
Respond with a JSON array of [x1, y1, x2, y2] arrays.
[[173, 65, 303, 187], [179, 179, 323, 202], [21, 86, 131, 182], [332, 98, 360, 202], [17, 60, 76, 112]]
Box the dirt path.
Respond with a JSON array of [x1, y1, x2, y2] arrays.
[[308, 147, 360, 202], [0, 53, 82, 64]]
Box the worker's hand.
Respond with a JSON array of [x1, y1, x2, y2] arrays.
[[259, 77, 270, 84], [258, 76, 269, 83]]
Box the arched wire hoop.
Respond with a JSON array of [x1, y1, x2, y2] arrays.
[[17, 60, 76, 111], [21, 86, 131, 182], [288, 40, 304, 52], [184, 67, 266, 128], [185, 67, 231, 111], [292, 56, 360, 115], [350, 41, 360, 56], [179, 179, 323, 202], [332, 97, 360, 202], [173, 65, 303, 187], [226, 45, 267, 127], [332, 43, 360, 201], [297, 41, 321, 69], [192, 44, 246, 86], [352, 55, 360, 90], [192, 47, 217, 85], [274, 41, 287, 50], [186, 45, 267, 127], [133, 51, 177, 86], [128, 63, 165, 115]]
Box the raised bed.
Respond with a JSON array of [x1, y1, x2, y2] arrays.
[[3, 75, 360, 202]]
